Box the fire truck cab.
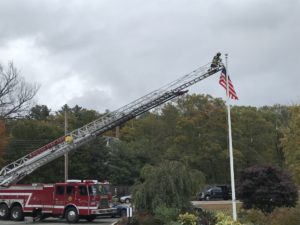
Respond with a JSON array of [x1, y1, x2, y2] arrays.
[[0, 180, 116, 223]]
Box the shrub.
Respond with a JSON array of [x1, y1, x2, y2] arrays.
[[237, 164, 298, 213], [129, 212, 163, 225], [239, 206, 300, 225], [238, 208, 267, 225], [178, 212, 198, 225], [215, 212, 243, 225], [154, 205, 179, 225], [197, 210, 217, 225]]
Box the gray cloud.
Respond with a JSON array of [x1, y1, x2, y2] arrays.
[[0, 0, 299, 112]]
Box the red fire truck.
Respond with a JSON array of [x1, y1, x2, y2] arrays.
[[0, 180, 115, 222]]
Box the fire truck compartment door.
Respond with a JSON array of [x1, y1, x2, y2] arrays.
[[53, 185, 66, 214], [77, 185, 89, 214]]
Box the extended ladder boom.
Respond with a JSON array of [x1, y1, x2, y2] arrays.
[[0, 61, 223, 186]]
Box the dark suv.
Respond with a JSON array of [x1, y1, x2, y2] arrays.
[[198, 185, 231, 201]]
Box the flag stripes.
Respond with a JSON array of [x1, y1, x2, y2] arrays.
[[219, 68, 238, 100]]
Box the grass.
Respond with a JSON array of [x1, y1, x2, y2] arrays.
[[195, 201, 243, 215]]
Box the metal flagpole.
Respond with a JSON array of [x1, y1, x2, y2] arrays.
[[225, 53, 237, 221]]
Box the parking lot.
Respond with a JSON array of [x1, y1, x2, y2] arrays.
[[0, 217, 118, 225]]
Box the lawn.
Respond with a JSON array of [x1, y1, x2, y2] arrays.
[[194, 201, 242, 215]]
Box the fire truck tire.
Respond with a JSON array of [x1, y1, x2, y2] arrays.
[[10, 205, 24, 221], [0, 203, 9, 220], [65, 207, 79, 223]]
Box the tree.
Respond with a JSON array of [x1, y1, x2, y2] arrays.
[[107, 141, 144, 185], [55, 104, 99, 130], [68, 138, 110, 181], [232, 106, 278, 168], [281, 105, 300, 186], [0, 62, 39, 119], [237, 165, 298, 214], [132, 160, 205, 213], [29, 105, 51, 120], [0, 120, 8, 167], [4, 118, 64, 183], [259, 105, 290, 166], [170, 94, 230, 183]]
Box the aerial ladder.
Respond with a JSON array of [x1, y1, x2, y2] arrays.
[[0, 60, 224, 187]]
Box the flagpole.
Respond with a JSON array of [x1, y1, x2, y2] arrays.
[[225, 53, 237, 221]]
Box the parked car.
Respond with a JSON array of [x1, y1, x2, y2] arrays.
[[198, 185, 231, 200], [119, 194, 132, 203]]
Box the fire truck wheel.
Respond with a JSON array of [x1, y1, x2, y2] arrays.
[[10, 205, 24, 221], [65, 207, 79, 223], [0, 203, 9, 219]]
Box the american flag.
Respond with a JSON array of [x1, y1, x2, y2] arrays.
[[219, 68, 238, 100]]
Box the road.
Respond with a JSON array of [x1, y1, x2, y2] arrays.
[[0, 217, 119, 225]]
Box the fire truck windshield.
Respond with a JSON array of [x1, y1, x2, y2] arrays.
[[98, 183, 110, 194], [89, 185, 101, 196]]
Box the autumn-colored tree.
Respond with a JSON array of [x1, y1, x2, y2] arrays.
[[281, 105, 300, 186]]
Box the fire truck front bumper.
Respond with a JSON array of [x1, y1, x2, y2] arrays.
[[91, 208, 117, 215]]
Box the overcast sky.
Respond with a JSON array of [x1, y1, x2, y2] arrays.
[[0, 0, 299, 113]]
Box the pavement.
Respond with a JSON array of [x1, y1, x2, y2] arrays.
[[0, 217, 118, 225]]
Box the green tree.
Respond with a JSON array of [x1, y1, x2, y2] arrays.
[[170, 94, 229, 183], [133, 160, 205, 213], [237, 165, 298, 214], [259, 105, 290, 166], [68, 138, 110, 181], [4, 119, 64, 183], [281, 105, 300, 185], [107, 141, 144, 185], [55, 104, 99, 131], [3, 105, 105, 183], [120, 112, 169, 165], [29, 105, 51, 120], [232, 106, 277, 168]]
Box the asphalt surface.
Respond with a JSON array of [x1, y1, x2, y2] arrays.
[[0, 217, 119, 225]]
